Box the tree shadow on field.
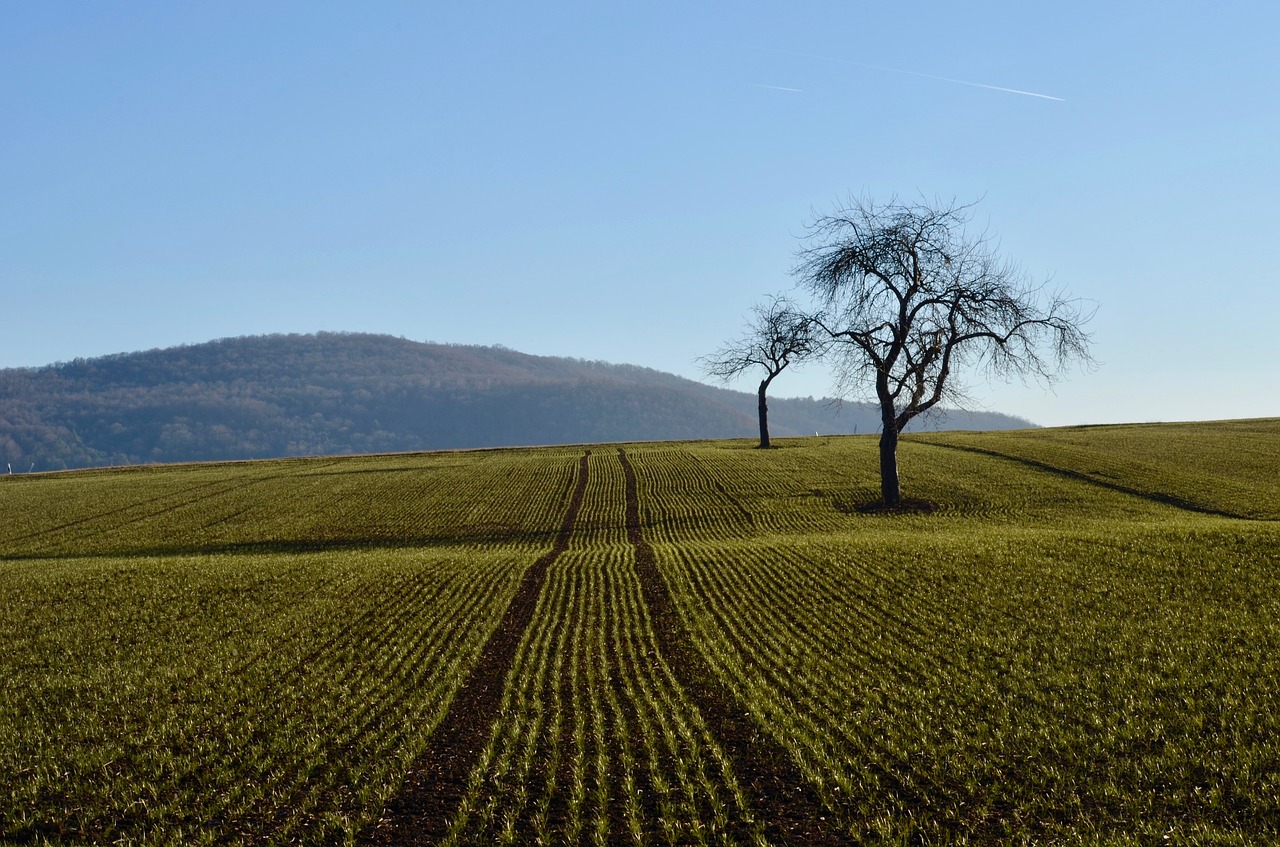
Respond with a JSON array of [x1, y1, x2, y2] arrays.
[[809, 487, 938, 516], [0, 528, 562, 562], [845, 497, 938, 515]]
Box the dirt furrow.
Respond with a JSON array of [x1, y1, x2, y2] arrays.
[[616, 447, 854, 847], [360, 451, 591, 846]]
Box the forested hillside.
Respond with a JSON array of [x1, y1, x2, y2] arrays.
[[0, 333, 1033, 470]]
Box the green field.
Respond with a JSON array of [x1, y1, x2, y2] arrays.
[[3, 421, 1279, 845]]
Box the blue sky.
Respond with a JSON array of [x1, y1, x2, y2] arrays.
[[3, 2, 1277, 426]]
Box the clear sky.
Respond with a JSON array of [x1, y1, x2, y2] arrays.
[[3, 2, 1277, 427]]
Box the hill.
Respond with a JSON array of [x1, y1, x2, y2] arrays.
[[0, 332, 1034, 470]]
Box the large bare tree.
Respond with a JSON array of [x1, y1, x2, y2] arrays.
[[795, 196, 1094, 506], [700, 295, 821, 448]]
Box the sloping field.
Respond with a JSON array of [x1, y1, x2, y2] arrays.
[[916, 418, 1280, 521], [2, 421, 1278, 845]]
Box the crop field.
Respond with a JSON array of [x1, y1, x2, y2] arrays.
[[3, 420, 1279, 845]]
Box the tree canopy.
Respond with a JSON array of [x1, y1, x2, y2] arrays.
[[794, 196, 1094, 505]]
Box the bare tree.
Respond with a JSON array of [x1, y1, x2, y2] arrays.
[[700, 295, 821, 448], [795, 196, 1094, 506]]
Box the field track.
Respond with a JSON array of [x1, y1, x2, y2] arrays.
[[926, 441, 1249, 520], [618, 449, 850, 847], [364, 451, 592, 845], [366, 449, 851, 845]]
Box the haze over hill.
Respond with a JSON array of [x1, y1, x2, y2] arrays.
[[0, 333, 1034, 471]]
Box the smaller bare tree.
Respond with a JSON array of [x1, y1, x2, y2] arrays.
[[700, 295, 822, 448]]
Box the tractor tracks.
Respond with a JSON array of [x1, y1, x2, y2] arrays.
[[617, 448, 852, 847], [362, 451, 592, 846], [365, 447, 850, 845]]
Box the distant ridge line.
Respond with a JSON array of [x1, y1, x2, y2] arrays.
[[0, 332, 1036, 471]]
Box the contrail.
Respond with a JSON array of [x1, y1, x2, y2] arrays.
[[761, 47, 1063, 101], [752, 83, 803, 92], [861, 63, 1064, 101]]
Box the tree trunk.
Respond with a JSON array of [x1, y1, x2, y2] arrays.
[[879, 422, 901, 506], [757, 379, 771, 449]]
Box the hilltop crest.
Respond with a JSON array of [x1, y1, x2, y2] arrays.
[[0, 332, 1034, 470]]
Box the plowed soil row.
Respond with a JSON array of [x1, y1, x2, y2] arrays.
[[616, 448, 852, 847], [361, 451, 592, 846]]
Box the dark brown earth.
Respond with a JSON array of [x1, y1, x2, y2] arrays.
[[616, 448, 853, 847], [359, 451, 591, 846]]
